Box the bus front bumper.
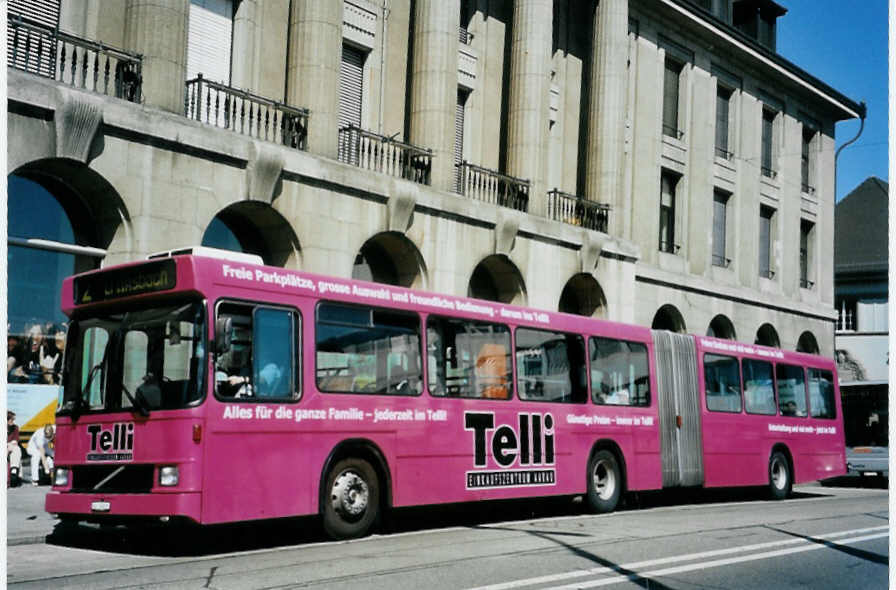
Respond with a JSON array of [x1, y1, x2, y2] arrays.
[[45, 490, 202, 524]]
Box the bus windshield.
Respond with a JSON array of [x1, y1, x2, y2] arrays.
[[60, 301, 206, 414]]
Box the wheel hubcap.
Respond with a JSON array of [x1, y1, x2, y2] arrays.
[[593, 460, 616, 500], [772, 459, 787, 489], [331, 471, 369, 518]]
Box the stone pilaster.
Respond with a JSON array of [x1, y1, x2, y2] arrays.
[[287, 0, 342, 159], [124, 0, 189, 113], [409, 0, 460, 192], [585, 0, 628, 234], [231, 0, 289, 101], [505, 0, 552, 216]]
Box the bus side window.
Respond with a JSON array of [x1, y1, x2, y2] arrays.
[[776, 364, 807, 417], [253, 307, 300, 400], [704, 354, 742, 413], [808, 369, 835, 419], [516, 328, 587, 404], [743, 359, 776, 415], [590, 337, 650, 407], [426, 316, 511, 399], [215, 304, 254, 398]]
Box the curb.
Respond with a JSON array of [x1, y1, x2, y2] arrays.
[[8, 535, 47, 547]]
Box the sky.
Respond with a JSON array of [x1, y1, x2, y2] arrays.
[[774, 0, 888, 201]]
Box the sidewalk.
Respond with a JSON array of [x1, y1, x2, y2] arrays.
[[6, 482, 58, 545]]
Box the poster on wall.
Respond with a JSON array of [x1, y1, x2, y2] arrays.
[[7, 383, 60, 432]]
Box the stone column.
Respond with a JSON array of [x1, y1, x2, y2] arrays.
[[124, 0, 189, 113], [409, 0, 459, 193], [505, 0, 552, 215], [287, 0, 342, 159], [585, 0, 628, 234], [231, 0, 290, 101]]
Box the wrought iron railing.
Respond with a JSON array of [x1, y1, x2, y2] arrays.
[[8, 13, 143, 103], [761, 166, 778, 179], [715, 146, 733, 160], [712, 254, 731, 268], [546, 190, 610, 233], [337, 124, 432, 185], [456, 162, 529, 212], [801, 182, 815, 195], [185, 74, 308, 150], [800, 278, 814, 289]]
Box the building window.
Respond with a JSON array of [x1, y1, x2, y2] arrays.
[[712, 190, 730, 267], [659, 171, 679, 254], [801, 127, 816, 194], [759, 205, 775, 278], [663, 59, 683, 139], [761, 107, 777, 178], [800, 219, 814, 288], [715, 86, 732, 158]]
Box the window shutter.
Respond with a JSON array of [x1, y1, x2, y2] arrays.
[[186, 0, 233, 84], [759, 207, 772, 277], [712, 192, 727, 265], [8, 0, 60, 78], [339, 44, 365, 131], [715, 89, 730, 154], [663, 60, 680, 136], [455, 89, 468, 191]]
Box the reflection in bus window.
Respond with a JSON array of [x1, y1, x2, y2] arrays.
[[808, 369, 836, 419], [704, 354, 742, 413], [743, 359, 776, 415], [776, 364, 807, 417], [316, 303, 422, 395], [254, 308, 299, 399], [427, 317, 511, 399], [80, 327, 109, 409], [516, 329, 586, 403], [590, 337, 650, 406]]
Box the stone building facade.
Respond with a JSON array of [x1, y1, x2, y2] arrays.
[[7, 0, 863, 357]]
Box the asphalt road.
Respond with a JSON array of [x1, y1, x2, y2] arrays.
[[6, 481, 888, 589]]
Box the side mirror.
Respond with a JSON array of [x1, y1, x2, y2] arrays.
[[215, 316, 233, 354]]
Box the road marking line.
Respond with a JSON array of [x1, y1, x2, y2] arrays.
[[548, 532, 888, 589], [468, 526, 889, 590]]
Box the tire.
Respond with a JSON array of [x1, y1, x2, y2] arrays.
[[768, 451, 792, 500], [586, 450, 622, 513], [322, 457, 380, 540]]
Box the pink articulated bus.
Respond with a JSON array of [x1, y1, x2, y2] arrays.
[[46, 248, 845, 539]]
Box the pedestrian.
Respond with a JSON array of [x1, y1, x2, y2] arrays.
[[26, 424, 55, 486], [7, 411, 22, 487]]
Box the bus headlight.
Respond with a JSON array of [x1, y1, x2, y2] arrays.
[[159, 466, 179, 487], [54, 467, 70, 487]]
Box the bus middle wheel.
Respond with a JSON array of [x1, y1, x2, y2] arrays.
[[586, 449, 622, 513], [322, 457, 380, 540]]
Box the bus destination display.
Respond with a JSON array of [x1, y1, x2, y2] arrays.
[[74, 259, 176, 304]]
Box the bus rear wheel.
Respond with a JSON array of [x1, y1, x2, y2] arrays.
[[586, 450, 622, 513], [768, 451, 792, 500], [322, 458, 380, 540]]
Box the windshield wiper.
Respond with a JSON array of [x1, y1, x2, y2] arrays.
[[121, 382, 150, 417]]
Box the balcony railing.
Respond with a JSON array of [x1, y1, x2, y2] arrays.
[[338, 125, 432, 185], [546, 190, 610, 233], [715, 146, 734, 160], [662, 124, 684, 140], [800, 278, 815, 289], [761, 166, 778, 179], [185, 74, 308, 150], [801, 183, 816, 195], [456, 162, 529, 212], [8, 13, 143, 103], [712, 254, 732, 268]]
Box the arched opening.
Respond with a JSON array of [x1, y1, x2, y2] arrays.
[[755, 323, 780, 348], [796, 331, 819, 354], [651, 304, 686, 333], [707, 314, 736, 340], [352, 232, 427, 289], [202, 202, 300, 267], [558, 273, 606, 317], [467, 255, 527, 305]]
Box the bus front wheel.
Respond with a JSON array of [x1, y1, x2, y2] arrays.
[[322, 457, 380, 540], [586, 450, 622, 513], [768, 451, 792, 500]]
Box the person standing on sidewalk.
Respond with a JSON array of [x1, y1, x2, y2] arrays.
[[7, 411, 22, 487], [26, 424, 54, 486]]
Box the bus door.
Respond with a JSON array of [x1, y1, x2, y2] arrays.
[[652, 331, 703, 487]]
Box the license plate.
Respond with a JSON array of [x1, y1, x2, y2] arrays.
[[91, 501, 111, 512]]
